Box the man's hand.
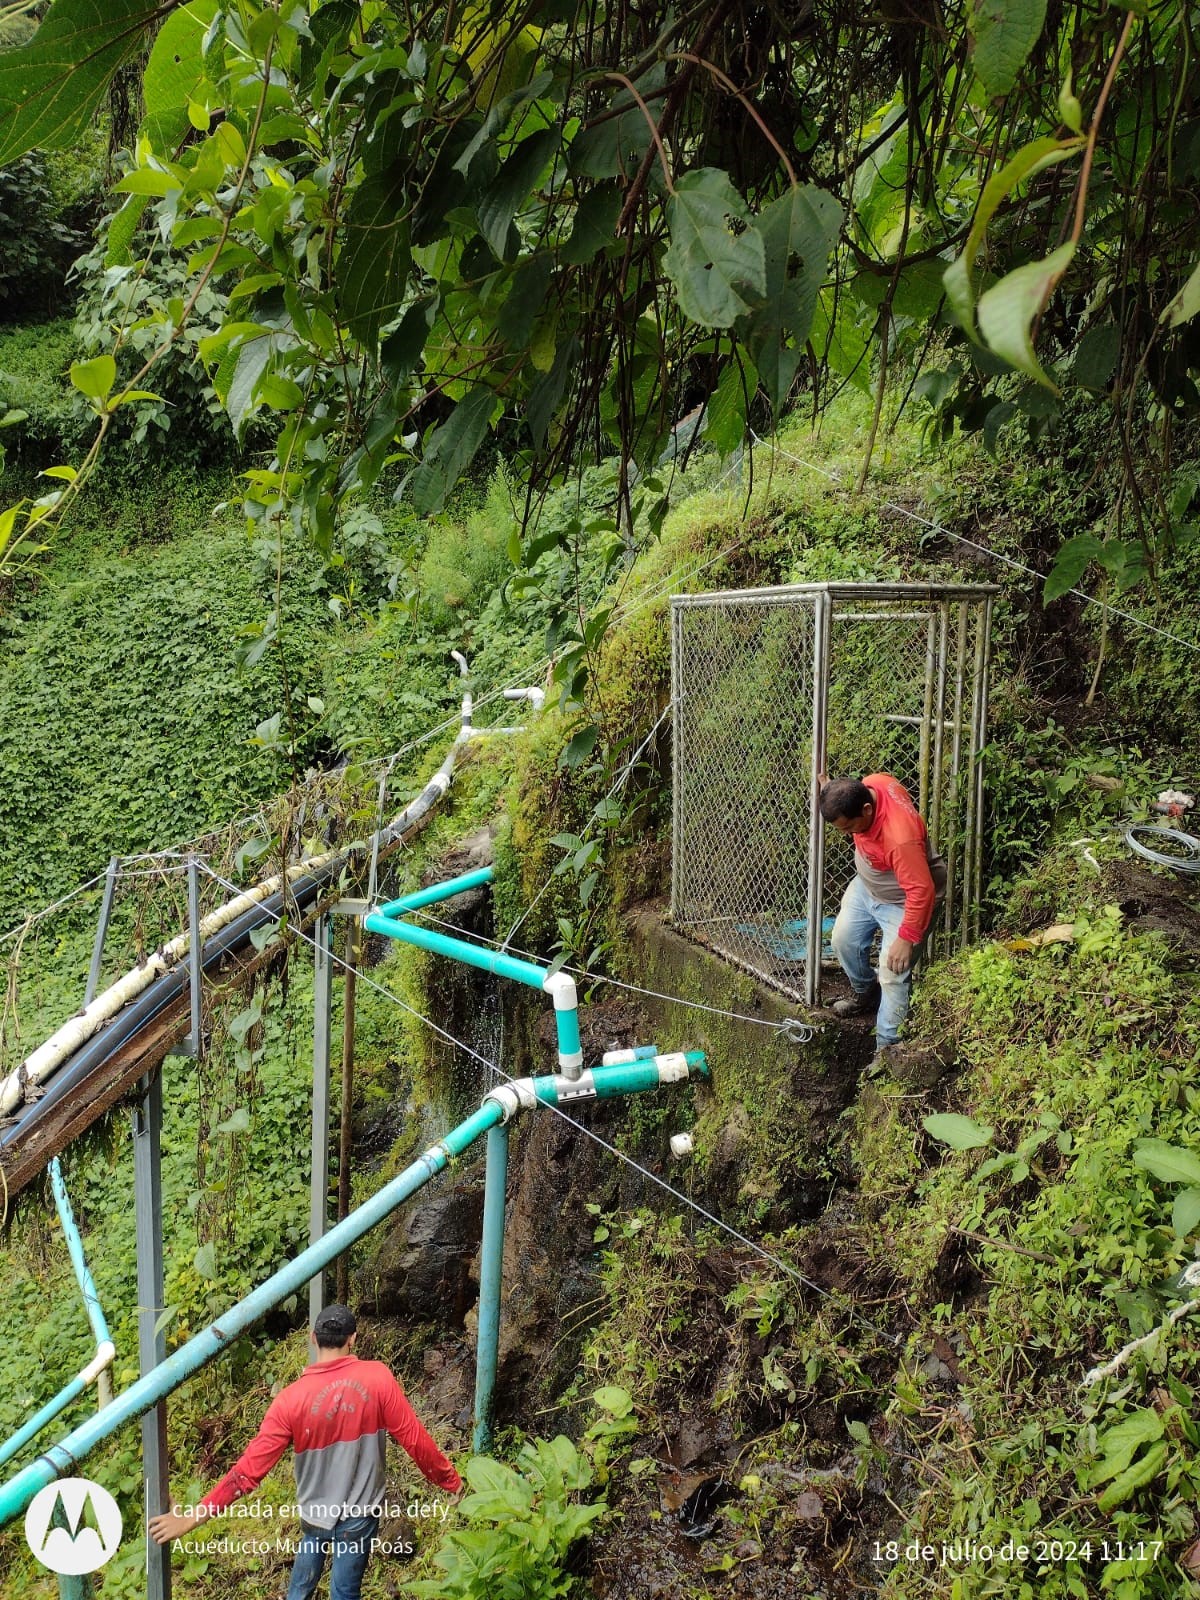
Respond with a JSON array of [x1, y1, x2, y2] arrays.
[[148, 1505, 210, 1545], [885, 938, 914, 975]]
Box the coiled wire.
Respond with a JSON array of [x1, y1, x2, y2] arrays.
[[1123, 825, 1200, 875]]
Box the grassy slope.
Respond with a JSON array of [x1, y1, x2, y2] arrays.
[[1, 380, 1199, 1597], [484, 400, 1200, 1598]]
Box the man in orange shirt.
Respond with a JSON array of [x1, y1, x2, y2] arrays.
[[148, 1304, 461, 1600], [820, 774, 946, 1055]]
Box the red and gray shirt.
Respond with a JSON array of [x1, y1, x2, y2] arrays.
[[200, 1356, 461, 1529], [853, 772, 947, 944]]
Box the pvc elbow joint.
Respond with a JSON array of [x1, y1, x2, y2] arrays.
[[484, 1079, 538, 1125], [82, 1342, 116, 1386]]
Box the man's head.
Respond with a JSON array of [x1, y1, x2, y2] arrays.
[[311, 1303, 357, 1353], [820, 778, 875, 836]]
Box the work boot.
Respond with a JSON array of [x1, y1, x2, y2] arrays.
[[867, 1043, 899, 1078], [831, 981, 881, 1019]]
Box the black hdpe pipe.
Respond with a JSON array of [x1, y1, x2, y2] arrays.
[[1, 666, 475, 1164], [0, 866, 328, 1152]]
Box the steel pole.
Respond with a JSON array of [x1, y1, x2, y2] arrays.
[[309, 913, 333, 1323], [184, 858, 202, 1058], [84, 858, 120, 1009], [336, 920, 360, 1304], [472, 1123, 510, 1453], [133, 1070, 170, 1600], [806, 591, 831, 1005]]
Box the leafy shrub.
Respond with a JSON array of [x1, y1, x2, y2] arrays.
[[415, 470, 524, 631], [0, 156, 83, 321], [0, 319, 89, 466], [71, 228, 235, 464], [407, 1438, 605, 1600]]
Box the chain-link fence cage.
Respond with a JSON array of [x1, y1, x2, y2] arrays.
[[671, 583, 996, 1005]]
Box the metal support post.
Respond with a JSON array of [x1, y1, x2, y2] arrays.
[[309, 913, 333, 1324], [84, 857, 120, 1008], [472, 1122, 510, 1454], [805, 591, 831, 1006], [336, 920, 360, 1304], [133, 1070, 170, 1600], [971, 596, 994, 943], [183, 857, 202, 1058], [670, 603, 683, 925], [52, 1499, 92, 1600]]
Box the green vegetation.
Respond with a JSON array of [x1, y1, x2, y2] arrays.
[[1, 5, 1200, 1598]]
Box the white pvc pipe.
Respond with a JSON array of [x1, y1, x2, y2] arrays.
[[1, 681, 475, 1119]]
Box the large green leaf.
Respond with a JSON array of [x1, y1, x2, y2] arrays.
[[1172, 1188, 1200, 1238], [663, 169, 766, 329], [702, 356, 757, 458], [1133, 1140, 1200, 1188], [141, 0, 217, 152], [922, 1113, 995, 1150], [476, 126, 559, 261], [568, 65, 665, 180], [744, 184, 841, 413], [226, 335, 272, 439], [1161, 260, 1200, 329], [561, 182, 621, 265], [526, 333, 578, 449], [943, 136, 1082, 336], [0, 0, 166, 166], [1043, 532, 1103, 603], [104, 192, 150, 268], [410, 386, 499, 515], [335, 168, 412, 347], [970, 0, 1049, 97], [976, 240, 1075, 388], [1096, 1442, 1167, 1512], [810, 291, 871, 392]]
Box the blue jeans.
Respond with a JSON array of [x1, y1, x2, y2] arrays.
[[831, 877, 915, 1047], [286, 1512, 378, 1600]]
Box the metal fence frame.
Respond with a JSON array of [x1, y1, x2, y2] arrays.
[[670, 582, 997, 1006]]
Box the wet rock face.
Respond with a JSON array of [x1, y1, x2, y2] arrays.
[[355, 1182, 485, 1324]]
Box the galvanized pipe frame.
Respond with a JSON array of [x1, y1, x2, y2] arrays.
[[674, 581, 1001, 607], [670, 582, 997, 1006], [805, 590, 830, 1006], [670, 603, 684, 928]]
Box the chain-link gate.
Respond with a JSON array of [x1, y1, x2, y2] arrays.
[[670, 583, 996, 1005]]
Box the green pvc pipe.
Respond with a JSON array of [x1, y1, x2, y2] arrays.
[[0, 1100, 504, 1530], [378, 866, 495, 918], [545, 1054, 710, 1101], [368, 868, 586, 1074], [364, 911, 549, 991], [50, 1158, 111, 1351], [0, 1375, 91, 1471], [472, 1123, 509, 1455], [0, 1162, 115, 1471], [469, 1055, 709, 1448]]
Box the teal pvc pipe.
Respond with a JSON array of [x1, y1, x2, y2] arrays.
[[370, 870, 586, 1076], [0, 1100, 504, 1530], [533, 1054, 710, 1104], [472, 1123, 509, 1455], [365, 912, 549, 992], [50, 1159, 111, 1349], [379, 866, 495, 919], [555, 1003, 581, 1063], [0, 1162, 115, 1471], [0, 1376, 89, 1471]]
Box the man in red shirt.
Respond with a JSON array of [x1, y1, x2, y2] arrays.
[[820, 774, 946, 1055], [148, 1304, 461, 1599]]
